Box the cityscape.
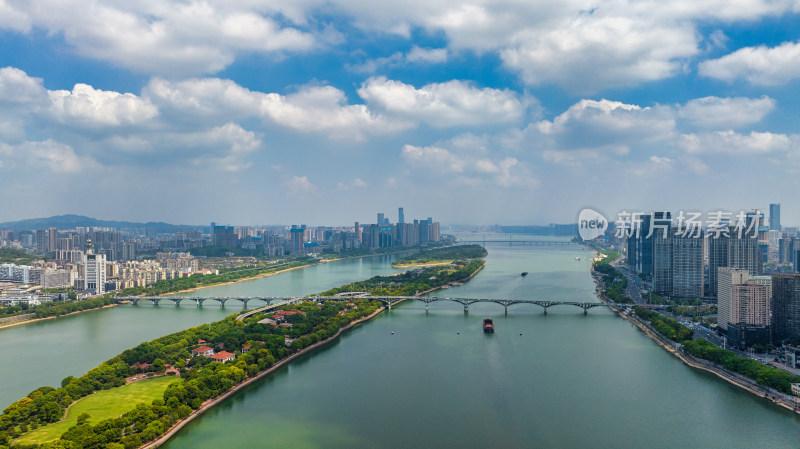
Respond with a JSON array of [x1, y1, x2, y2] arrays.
[[3, 1, 800, 448]]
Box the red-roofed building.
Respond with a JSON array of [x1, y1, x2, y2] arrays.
[[210, 351, 235, 363], [192, 345, 214, 357], [242, 345, 251, 353]]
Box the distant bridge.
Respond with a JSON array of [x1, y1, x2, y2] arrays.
[[456, 240, 578, 246], [116, 295, 640, 317]]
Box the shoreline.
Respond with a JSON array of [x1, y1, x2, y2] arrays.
[[392, 261, 453, 268], [592, 267, 800, 415], [157, 262, 317, 297], [0, 303, 120, 330], [141, 259, 486, 448], [141, 304, 387, 448]]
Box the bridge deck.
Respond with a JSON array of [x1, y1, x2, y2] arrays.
[[116, 295, 637, 315]]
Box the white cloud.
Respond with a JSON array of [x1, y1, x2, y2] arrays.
[[0, 67, 47, 104], [401, 144, 536, 187], [347, 46, 448, 73], [677, 96, 775, 129], [288, 175, 316, 194], [337, 178, 367, 190], [679, 130, 793, 154], [536, 99, 675, 150], [406, 46, 448, 63], [147, 77, 409, 139], [699, 40, 800, 85], [48, 83, 158, 127], [0, 2, 316, 76], [359, 77, 525, 128], [501, 16, 698, 92], [0, 139, 99, 173]]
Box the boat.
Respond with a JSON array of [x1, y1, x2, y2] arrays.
[[483, 318, 494, 333], [575, 257, 581, 261], [521, 272, 528, 276]]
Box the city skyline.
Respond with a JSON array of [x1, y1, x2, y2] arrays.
[[0, 3, 799, 224]]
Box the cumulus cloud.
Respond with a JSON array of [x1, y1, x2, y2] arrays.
[[699, 40, 800, 85], [348, 45, 448, 73], [402, 144, 536, 187], [358, 77, 525, 128], [677, 96, 775, 129], [536, 99, 675, 151], [0, 1, 316, 76], [48, 84, 158, 127], [288, 175, 316, 194], [147, 77, 409, 139], [0, 139, 99, 173], [679, 131, 793, 154]]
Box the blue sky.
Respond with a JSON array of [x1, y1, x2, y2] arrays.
[[1, 1, 799, 226]]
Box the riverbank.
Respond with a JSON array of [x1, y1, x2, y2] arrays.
[[392, 261, 453, 268], [157, 262, 318, 297], [591, 269, 800, 415], [141, 303, 387, 448], [0, 303, 119, 330], [141, 260, 485, 448]]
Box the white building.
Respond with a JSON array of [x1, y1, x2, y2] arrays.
[[84, 239, 107, 295]]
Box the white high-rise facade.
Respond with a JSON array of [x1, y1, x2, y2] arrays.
[[84, 239, 106, 295]]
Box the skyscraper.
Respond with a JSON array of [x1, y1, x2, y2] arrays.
[[397, 207, 404, 245], [772, 274, 800, 342], [35, 229, 47, 253], [84, 239, 106, 295], [377, 213, 385, 225], [48, 227, 58, 252], [707, 224, 760, 297], [718, 268, 772, 347], [398, 207, 404, 224], [290, 225, 306, 254], [770, 203, 781, 231], [671, 228, 704, 298], [651, 212, 672, 296]]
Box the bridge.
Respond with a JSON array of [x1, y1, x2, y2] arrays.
[[116, 294, 639, 316], [456, 240, 578, 246]]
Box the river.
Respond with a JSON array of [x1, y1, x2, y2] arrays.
[[3, 239, 800, 448]]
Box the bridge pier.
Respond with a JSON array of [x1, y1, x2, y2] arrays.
[[542, 307, 547, 315], [464, 303, 469, 312]]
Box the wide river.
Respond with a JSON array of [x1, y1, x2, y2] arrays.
[[3, 237, 800, 448]]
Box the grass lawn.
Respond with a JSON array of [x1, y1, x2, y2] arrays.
[[16, 376, 179, 445]]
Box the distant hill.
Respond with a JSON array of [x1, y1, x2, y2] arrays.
[[0, 214, 204, 232]]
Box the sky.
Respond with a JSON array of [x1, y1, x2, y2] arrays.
[[0, 1, 799, 227]]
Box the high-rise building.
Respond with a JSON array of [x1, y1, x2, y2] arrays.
[[377, 213, 385, 225], [397, 207, 404, 245], [213, 226, 237, 248], [708, 224, 760, 297], [627, 214, 653, 277], [354, 222, 361, 243], [84, 239, 107, 295], [651, 212, 672, 296], [48, 227, 58, 252], [290, 225, 306, 254], [770, 203, 781, 231], [671, 228, 704, 298], [718, 268, 772, 347], [35, 229, 47, 253], [772, 274, 800, 342], [779, 237, 797, 265]]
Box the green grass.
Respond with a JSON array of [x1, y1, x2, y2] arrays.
[[17, 376, 178, 445]]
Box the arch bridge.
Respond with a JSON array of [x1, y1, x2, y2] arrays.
[[116, 295, 638, 316]]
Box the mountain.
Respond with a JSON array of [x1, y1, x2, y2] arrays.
[[0, 214, 204, 232]]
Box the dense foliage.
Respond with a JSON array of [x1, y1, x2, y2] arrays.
[[593, 262, 632, 304], [683, 339, 800, 394], [0, 249, 41, 265], [634, 306, 694, 342], [392, 245, 487, 266], [1, 298, 382, 449], [188, 246, 269, 258], [118, 258, 316, 297], [319, 260, 485, 297], [0, 296, 115, 322]]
